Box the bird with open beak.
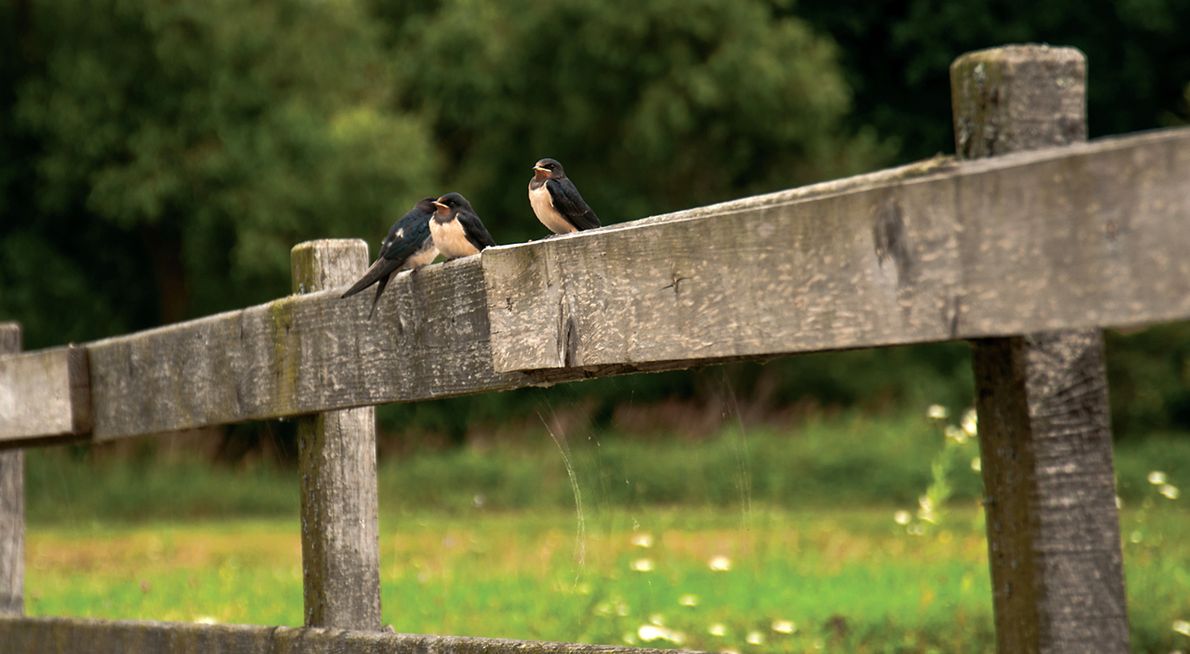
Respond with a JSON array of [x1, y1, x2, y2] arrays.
[[341, 197, 439, 318], [430, 192, 497, 260], [529, 158, 601, 234]]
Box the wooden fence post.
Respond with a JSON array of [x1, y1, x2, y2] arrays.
[[951, 46, 1130, 653], [291, 240, 383, 630], [0, 322, 23, 616]]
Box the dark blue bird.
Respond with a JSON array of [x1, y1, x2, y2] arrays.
[[341, 197, 438, 318], [430, 192, 496, 260], [528, 158, 600, 234]]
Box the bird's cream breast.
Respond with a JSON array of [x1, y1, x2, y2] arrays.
[[400, 239, 439, 270], [529, 183, 576, 234], [430, 218, 479, 259]]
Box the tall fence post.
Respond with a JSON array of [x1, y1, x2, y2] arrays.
[[291, 239, 383, 630], [0, 322, 23, 616], [951, 45, 1130, 653]]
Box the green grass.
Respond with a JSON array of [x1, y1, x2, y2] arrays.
[[19, 408, 1190, 651], [23, 506, 1190, 653], [25, 409, 1190, 522]]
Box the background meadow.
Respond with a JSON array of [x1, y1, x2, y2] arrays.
[[23, 408, 1190, 652]]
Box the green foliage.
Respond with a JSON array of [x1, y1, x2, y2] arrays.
[[2, 0, 436, 342], [1107, 324, 1190, 437], [892, 408, 984, 535], [793, 0, 1190, 160], [25, 410, 1190, 522], [379, 0, 889, 243], [25, 450, 299, 523]]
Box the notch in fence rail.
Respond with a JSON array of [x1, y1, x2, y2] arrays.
[[951, 45, 1130, 653], [291, 240, 383, 630], [0, 322, 23, 616]]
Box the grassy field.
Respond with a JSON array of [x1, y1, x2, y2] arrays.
[[24, 506, 1190, 653], [19, 409, 1190, 652], [25, 410, 1190, 521]]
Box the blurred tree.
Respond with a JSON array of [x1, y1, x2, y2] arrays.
[[1107, 325, 1190, 437], [793, 0, 1190, 161], [372, 0, 890, 243], [1, 0, 437, 345]]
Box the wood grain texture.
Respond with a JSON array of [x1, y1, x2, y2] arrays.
[[80, 253, 669, 442], [483, 127, 1190, 372], [0, 323, 22, 615], [292, 240, 382, 630], [0, 128, 1184, 443], [0, 345, 91, 442], [0, 616, 697, 654], [83, 255, 519, 441], [953, 44, 1130, 654]]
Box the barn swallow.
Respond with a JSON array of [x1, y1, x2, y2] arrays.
[[341, 197, 438, 318], [430, 192, 496, 260], [529, 158, 600, 234]]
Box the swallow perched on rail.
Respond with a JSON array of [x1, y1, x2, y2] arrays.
[[529, 158, 600, 234], [430, 192, 497, 260], [341, 197, 439, 318]]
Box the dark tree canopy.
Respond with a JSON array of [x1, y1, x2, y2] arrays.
[[792, 0, 1190, 160], [380, 0, 888, 243], [1, 0, 1187, 440], [2, 0, 436, 342]]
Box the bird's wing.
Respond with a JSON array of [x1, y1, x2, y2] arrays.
[[547, 178, 600, 230], [377, 229, 398, 260], [382, 216, 433, 264], [363, 219, 432, 316], [341, 255, 401, 299], [458, 210, 497, 251], [345, 207, 434, 301]]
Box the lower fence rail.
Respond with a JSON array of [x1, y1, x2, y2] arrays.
[[0, 616, 699, 654]]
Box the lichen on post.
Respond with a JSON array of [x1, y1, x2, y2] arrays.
[[290, 239, 383, 630]]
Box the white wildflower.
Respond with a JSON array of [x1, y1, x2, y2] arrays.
[[771, 619, 796, 634], [708, 555, 733, 572]]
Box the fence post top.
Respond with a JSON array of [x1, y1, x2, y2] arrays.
[[0, 324, 19, 347], [290, 239, 369, 292], [950, 43, 1087, 159], [290, 238, 369, 257], [951, 43, 1086, 69]]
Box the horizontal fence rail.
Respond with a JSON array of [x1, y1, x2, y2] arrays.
[[484, 129, 1190, 371], [0, 616, 680, 654], [0, 127, 1187, 445]]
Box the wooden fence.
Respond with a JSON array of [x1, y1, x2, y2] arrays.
[[1, 44, 1187, 653]]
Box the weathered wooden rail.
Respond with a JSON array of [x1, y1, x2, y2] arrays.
[[1, 45, 1187, 653]]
